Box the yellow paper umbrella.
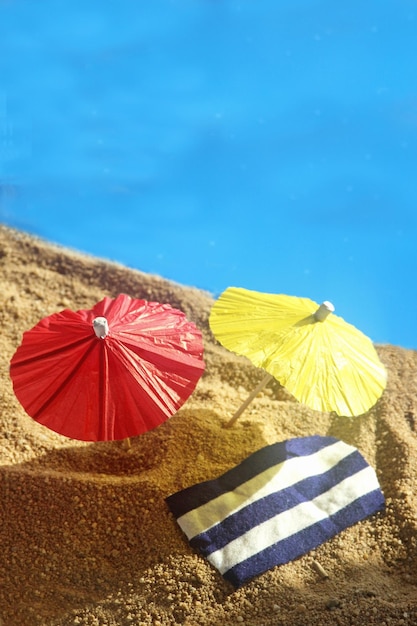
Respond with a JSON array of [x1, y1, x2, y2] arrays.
[[209, 287, 387, 425]]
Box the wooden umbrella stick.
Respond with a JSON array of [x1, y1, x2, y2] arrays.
[[225, 372, 274, 428]]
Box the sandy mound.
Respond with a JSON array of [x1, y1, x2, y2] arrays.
[[0, 224, 416, 626]]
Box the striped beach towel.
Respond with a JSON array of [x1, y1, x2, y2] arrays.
[[166, 435, 384, 587]]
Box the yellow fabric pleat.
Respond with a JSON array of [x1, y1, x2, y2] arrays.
[[209, 287, 387, 417]]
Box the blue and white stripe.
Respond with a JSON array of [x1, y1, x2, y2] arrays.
[[166, 436, 384, 587]]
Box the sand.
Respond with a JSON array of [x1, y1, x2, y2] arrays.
[[0, 224, 416, 626]]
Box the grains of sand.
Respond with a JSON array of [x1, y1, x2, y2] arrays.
[[0, 225, 416, 625]]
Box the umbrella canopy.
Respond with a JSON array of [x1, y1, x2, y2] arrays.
[[10, 294, 205, 441], [209, 287, 387, 419]]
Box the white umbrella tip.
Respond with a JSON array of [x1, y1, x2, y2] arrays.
[[314, 301, 335, 322], [93, 316, 109, 338]]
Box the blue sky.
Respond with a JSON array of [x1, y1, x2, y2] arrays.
[[1, 0, 416, 348]]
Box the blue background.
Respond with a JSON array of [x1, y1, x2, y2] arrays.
[[1, 1, 416, 348]]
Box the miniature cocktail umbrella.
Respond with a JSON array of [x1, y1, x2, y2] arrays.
[[209, 287, 387, 426], [10, 293, 205, 441]]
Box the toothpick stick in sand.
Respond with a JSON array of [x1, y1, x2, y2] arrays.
[[225, 372, 274, 428], [123, 437, 132, 451], [311, 559, 330, 579]]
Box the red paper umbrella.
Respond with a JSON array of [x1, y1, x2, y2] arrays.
[[10, 294, 205, 441]]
